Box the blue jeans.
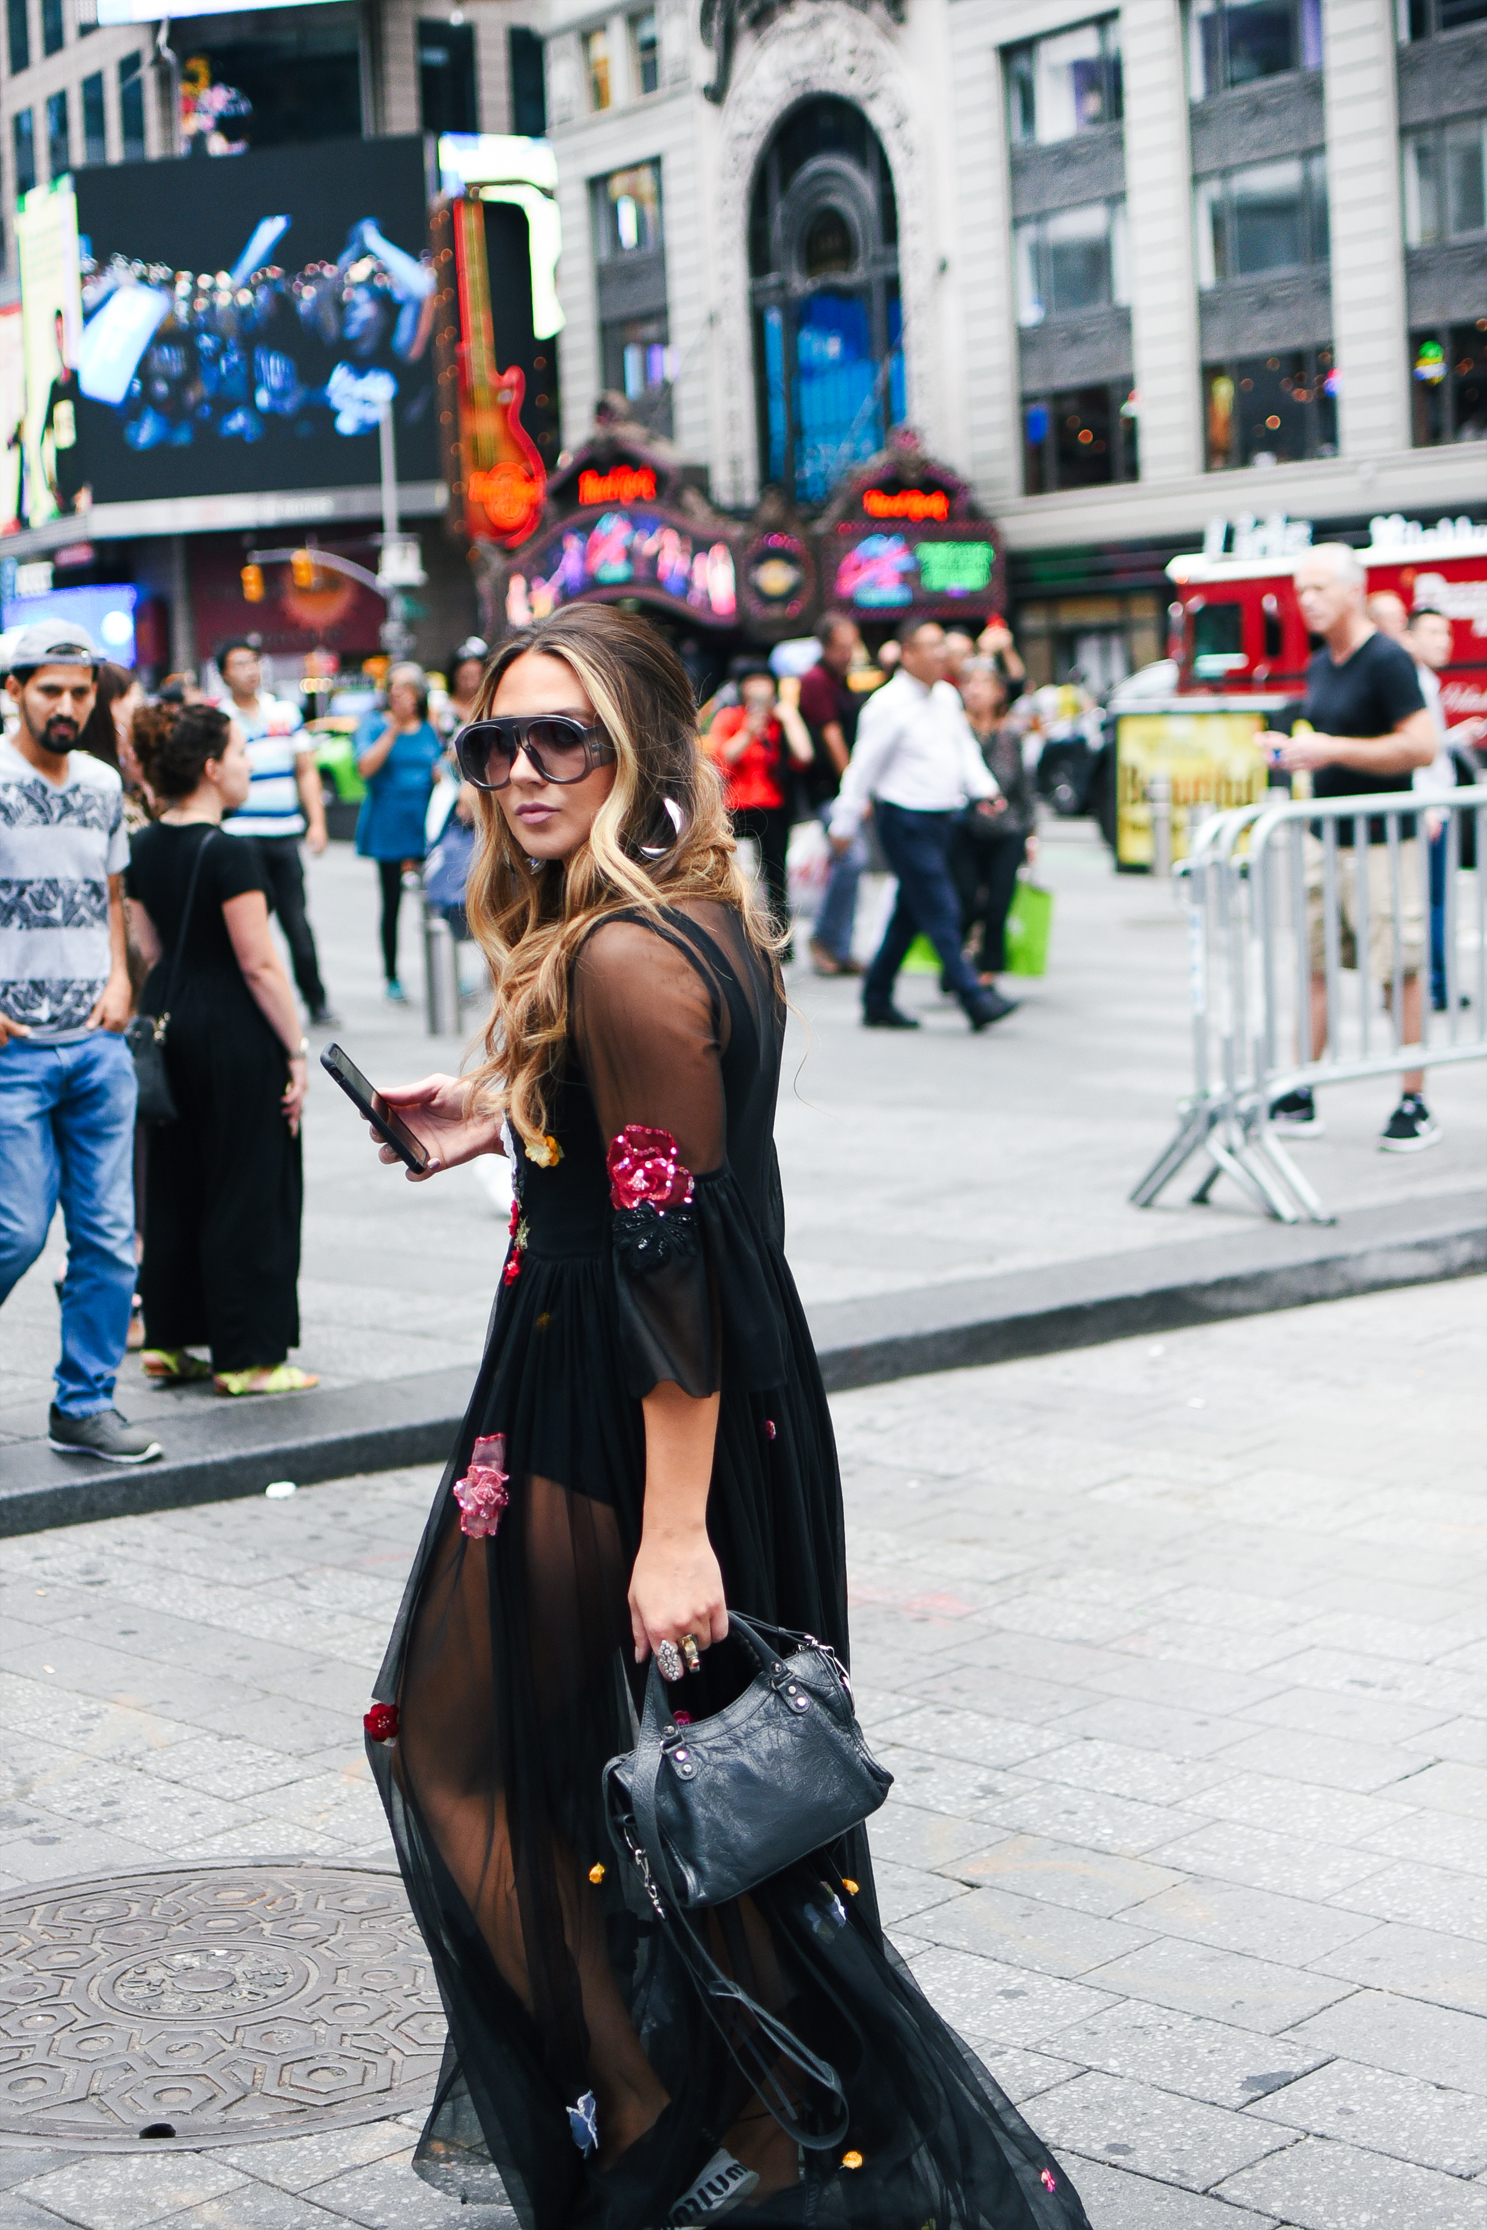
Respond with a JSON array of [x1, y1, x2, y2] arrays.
[[864, 801, 985, 1015], [815, 806, 867, 962], [0, 1031, 138, 1416]]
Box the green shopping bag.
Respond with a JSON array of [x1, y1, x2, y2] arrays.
[[902, 933, 940, 973], [1003, 878, 1054, 976]]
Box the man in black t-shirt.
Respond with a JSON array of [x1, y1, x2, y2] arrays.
[[1258, 544, 1437, 1153], [799, 613, 867, 976]]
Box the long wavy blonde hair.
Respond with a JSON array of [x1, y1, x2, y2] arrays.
[[463, 605, 774, 1147]]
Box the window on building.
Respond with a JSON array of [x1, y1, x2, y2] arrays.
[[1014, 200, 1128, 324], [7, 0, 29, 76], [13, 109, 37, 201], [601, 311, 672, 426], [749, 97, 903, 506], [1401, 0, 1487, 36], [595, 161, 663, 258], [510, 26, 546, 134], [584, 26, 612, 111], [1410, 320, 1487, 442], [1189, 0, 1322, 96], [82, 72, 106, 165], [40, 0, 60, 55], [1006, 17, 1122, 144], [630, 8, 659, 95], [419, 20, 477, 137], [119, 52, 145, 160], [46, 88, 68, 180], [1195, 153, 1329, 282], [1402, 117, 1487, 244], [1203, 346, 1337, 467], [1022, 383, 1139, 493]]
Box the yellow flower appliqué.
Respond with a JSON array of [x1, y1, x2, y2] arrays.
[[527, 1134, 563, 1168]]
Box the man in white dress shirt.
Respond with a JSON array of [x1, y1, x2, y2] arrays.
[[830, 618, 1014, 1031]]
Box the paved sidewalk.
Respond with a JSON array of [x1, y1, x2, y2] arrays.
[[0, 1278, 1482, 2228], [3, 825, 1483, 1465]]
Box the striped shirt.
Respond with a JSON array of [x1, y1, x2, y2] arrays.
[[0, 739, 128, 1042], [220, 690, 307, 840]]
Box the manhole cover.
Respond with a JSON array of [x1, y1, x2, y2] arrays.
[[0, 1864, 444, 2151]]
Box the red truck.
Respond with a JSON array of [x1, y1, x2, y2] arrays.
[[1166, 513, 1487, 723]]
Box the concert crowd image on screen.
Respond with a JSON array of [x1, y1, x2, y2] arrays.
[[72, 136, 438, 505]]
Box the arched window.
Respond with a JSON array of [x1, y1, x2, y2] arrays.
[[749, 97, 904, 507]]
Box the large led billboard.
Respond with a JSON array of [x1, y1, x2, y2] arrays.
[[72, 136, 437, 508]]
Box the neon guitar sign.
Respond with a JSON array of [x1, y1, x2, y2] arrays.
[[453, 198, 546, 547]]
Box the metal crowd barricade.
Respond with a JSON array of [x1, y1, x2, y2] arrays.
[[1133, 784, 1487, 1223]]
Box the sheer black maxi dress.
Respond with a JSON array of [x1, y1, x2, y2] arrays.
[[368, 901, 1089, 2230]]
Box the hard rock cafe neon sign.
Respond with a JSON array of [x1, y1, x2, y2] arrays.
[[578, 465, 659, 505], [861, 486, 950, 522]]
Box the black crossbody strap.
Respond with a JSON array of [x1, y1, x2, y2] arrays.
[[157, 829, 217, 1027], [629, 1659, 849, 2151]]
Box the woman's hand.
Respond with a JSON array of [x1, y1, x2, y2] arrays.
[[628, 1525, 729, 1668], [282, 1053, 308, 1136], [372, 1073, 504, 1180]]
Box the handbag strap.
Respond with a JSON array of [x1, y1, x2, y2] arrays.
[[629, 1655, 850, 2152], [158, 828, 217, 1023]]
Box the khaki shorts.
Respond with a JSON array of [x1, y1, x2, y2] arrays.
[[1305, 835, 1425, 983]]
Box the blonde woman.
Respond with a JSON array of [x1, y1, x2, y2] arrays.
[[363, 609, 1088, 2230]]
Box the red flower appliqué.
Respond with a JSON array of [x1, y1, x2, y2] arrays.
[[606, 1125, 695, 1213], [364, 1703, 399, 1742], [1040, 2169, 1057, 2192], [454, 1434, 510, 1538], [504, 1196, 529, 1286]]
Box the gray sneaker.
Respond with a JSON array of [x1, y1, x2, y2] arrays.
[[48, 1406, 163, 1464]]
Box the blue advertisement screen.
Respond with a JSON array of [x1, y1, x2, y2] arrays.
[[1, 582, 138, 665]]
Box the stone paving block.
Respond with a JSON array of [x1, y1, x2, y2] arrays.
[[869, 1858, 971, 1927], [1311, 1918, 1487, 2015], [214, 2127, 415, 2193], [1284, 1988, 1487, 2095], [900, 1662, 1091, 1725], [1248, 2055, 1487, 2176], [1360, 1806, 1487, 1875], [1029, 2069, 1291, 2190], [865, 1800, 996, 1872], [1049, 1998, 1329, 2111], [1273, 1648, 1480, 1720], [1212, 1726, 1430, 1795], [906, 1944, 1120, 2047], [1335, 1859, 1487, 1940], [13, 2157, 249, 2230], [1147, 1817, 1389, 1901], [1056, 2155, 1285, 2228], [143, 2184, 343, 2230], [875, 1703, 1066, 1771], [1392, 1761, 1487, 1818], [0, 1820, 163, 1881], [1083, 1934, 1352, 2035], [871, 1745, 1012, 1819], [915, 1882, 1156, 1978], [974, 1775, 1191, 1857], [0, 2161, 71, 2197], [0, 2199, 87, 2230], [307, 2153, 517, 2229], [1087, 1657, 1290, 1719], [949, 1831, 1186, 1916], [1022, 1736, 1234, 1807], [960, 2041, 1082, 2106], [1213, 2131, 1487, 2229], [1245, 1683, 1453, 1749], [1051, 1694, 1256, 1761], [1179, 1771, 1415, 1851], [1294, 1610, 1475, 1668], [1123, 1879, 1378, 1967], [1401, 1716, 1487, 1767], [142, 1735, 318, 1801]]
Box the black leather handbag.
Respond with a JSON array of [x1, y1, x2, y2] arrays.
[[603, 1614, 892, 2147], [124, 830, 215, 1127]]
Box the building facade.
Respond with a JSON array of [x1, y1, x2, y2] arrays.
[[2, 0, 1483, 685]]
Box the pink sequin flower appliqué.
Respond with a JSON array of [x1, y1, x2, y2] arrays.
[[454, 1434, 510, 1538], [606, 1124, 695, 1212]]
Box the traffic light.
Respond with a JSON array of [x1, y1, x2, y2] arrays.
[[290, 548, 318, 589], [240, 563, 264, 603]]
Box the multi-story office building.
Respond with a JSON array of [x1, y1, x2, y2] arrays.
[[3, 0, 1484, 681]]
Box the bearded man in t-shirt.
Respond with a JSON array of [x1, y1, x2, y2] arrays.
[[1259, 544, 1438, 1154]]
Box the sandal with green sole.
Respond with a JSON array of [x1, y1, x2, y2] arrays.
[[141, 1349, 214, 1385], [213, 1365, 320, 1398]]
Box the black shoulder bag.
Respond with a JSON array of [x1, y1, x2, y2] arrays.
[[603, 1613, 893, 2149], [124, 830, 216, 1127]]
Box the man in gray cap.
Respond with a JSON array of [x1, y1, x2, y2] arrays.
[[0, 617, 162, 1463]]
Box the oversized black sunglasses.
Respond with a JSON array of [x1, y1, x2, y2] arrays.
[[454, 715, 617, 791]]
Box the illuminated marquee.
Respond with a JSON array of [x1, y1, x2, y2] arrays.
[[578, 465, 658, 506], [861, 487, 950, 523]]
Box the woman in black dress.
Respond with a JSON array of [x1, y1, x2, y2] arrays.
[[126, 703, 316, 1396], [364, 609, 1089, 2230]]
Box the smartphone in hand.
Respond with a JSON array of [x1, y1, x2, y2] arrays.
[[320, 1044, 431, 1173]]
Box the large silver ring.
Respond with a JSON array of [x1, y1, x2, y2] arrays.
[[680, 1635, 702, 1674], [655, 1639, 684, 1683]]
